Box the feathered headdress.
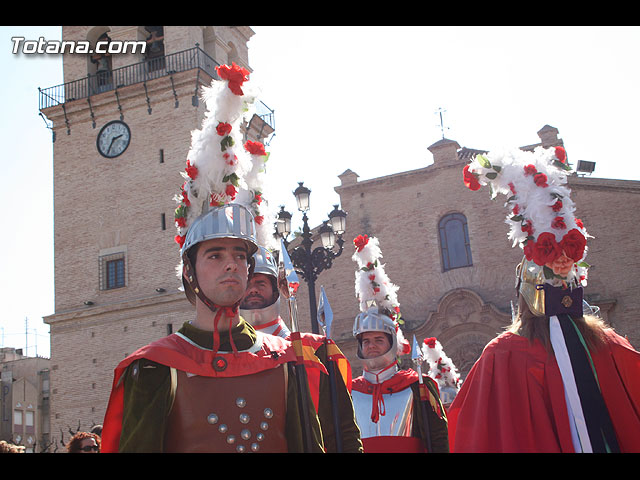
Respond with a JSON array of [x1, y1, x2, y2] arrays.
[[173, 63, 272, 250], [421, 337, 461, 392], [352, 234, 409, 355], [463, 145, 589, 287]]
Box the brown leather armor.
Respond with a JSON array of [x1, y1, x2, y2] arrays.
[[164, 364, 288, 453]]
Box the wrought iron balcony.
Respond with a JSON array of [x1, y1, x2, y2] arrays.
[[38, 44, 274, 131]]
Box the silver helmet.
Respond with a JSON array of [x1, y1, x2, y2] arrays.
[[181, 203, 258, 306], [353, 306, 400, 371]]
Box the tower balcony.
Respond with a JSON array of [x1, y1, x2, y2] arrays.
[[38, 44, 275, 133]]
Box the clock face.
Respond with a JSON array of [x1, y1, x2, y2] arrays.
[[97, 120, 131, 158]]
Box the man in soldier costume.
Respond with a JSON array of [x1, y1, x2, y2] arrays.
[[240, 246, 363, 453], [449, 146, 640, 452], [101, 64, 331, 453], [349, 235, 449, 453]]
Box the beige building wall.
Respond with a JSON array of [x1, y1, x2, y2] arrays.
[[302, 128, 640, 376]]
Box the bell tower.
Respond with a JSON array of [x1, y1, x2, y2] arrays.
[[39, 26, 274, 446]]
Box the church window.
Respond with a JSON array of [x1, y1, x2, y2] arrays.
[[438, 213, 473, 271]]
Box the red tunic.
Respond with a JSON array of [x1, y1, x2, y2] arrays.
[[447, 330, 640, 452], [101, 331, 320, 453]]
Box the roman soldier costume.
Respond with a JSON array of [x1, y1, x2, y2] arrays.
[[349, 235, 449, 452], [101, 63, 327, 453], [449, 145, 640, 452]]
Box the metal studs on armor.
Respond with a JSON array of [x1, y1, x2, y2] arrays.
[[206, 396, 275, 452]]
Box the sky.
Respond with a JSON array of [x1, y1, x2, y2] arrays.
[[1, 25, 639, 359]]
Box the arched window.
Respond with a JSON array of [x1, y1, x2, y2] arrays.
[[438, 213, 472, 271]]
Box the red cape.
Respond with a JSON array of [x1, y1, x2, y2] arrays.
[[447, 330, 640, 452], [101, 332, 305, 453]]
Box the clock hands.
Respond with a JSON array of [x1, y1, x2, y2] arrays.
[[107, 134, 123, 155]]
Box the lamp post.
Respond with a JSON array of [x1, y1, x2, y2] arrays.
[[276, 182, 347, 334]]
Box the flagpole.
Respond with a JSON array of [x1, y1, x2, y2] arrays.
[[280, 240, 314, 452], [318, 286, 343, 452], [412, 335, 433, 453]]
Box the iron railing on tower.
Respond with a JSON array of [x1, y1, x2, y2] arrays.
[[38, 44, 275, 131]]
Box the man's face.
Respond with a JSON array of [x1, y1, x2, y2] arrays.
[[190, 237, 249, 307], [360, 331, 392, 359], [241, 273, 275, 309]]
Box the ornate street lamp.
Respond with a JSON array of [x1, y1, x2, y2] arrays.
[[276, 182, 347, 334]]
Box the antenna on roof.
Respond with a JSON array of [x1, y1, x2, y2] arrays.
[[436, 107, 449, 139]]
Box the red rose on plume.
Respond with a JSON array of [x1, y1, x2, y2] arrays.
[[175, 235, 186, 247], [533, 172, 548, 188], [244, 140, 267, 156], [216, 122, 232, 136], [523, 240, 535, 261], [532, 232, 562, 266], [552, 200, 563, 212], [424, 337, 437, 349], [354, 234, 369, 252], [463, 165, 481, 191], [524, 164, 537, 176], [254, 215, 264, 225], [225, 184, 237, 200], [575, 218, 584, 229], [215, 63, 250, 96], [181, 189, 191, 207], [509, 182, 517, 195], [521, 221, 534, 236], [255, 193, 262, 205], [555, 146, 567, 163], [512, 204, 520, 215], [551, 216, 566, 230], [559, 228, 586, 262], [175, 217, 186, 228], [185, 160, 198, 180]]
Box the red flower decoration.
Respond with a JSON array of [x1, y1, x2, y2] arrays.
[[509, 182, 517, 195], [552, 200, 563, 212], [175, 217, 186, 228], [216, 122, 232, 136], [524, 164, 537, 176], [225, 184, 237, 200], [244, 140, 266, 156], [185, 160, 198, 180], [215, 63, 250, 96], [532, 232, 562, 266], [559, 228, 587, 262], [175, 235, 186, 247], [521, 221, 534, 236], [368, 274, 376, 281], [523, 241, 535, 261], [255, 193, 262, 205], [555, 146, 567, 163], [575, 218, 584, 229], [181, 189, 191, 207], [512, 204, 520, 215], [551, 216, 566, 230], [424, 337, 437, 349], [463, 165, 481, 191], [254, 215, 264, 225], [533, 172, 548, 188], [354, 234, 370, 252]]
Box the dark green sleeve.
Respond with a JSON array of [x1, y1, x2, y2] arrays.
[[411, 378, 450, 453], [119, 359, 173, 452], [314, 343, 363, 453], [285, 362, 325, 453]]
